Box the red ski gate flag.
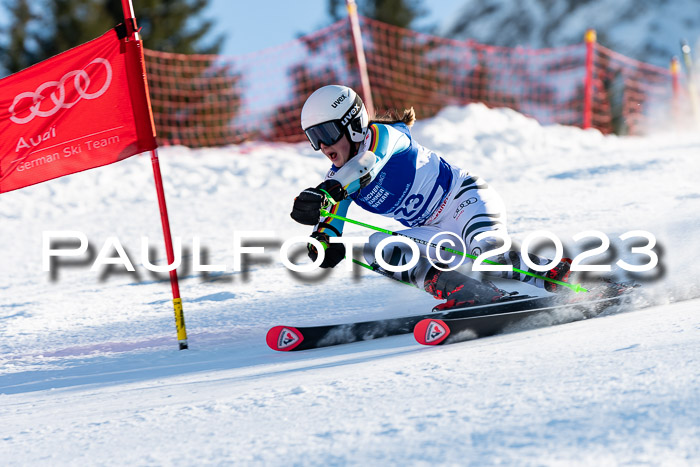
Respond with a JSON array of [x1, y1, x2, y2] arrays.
[[0, 28, 156, 193]]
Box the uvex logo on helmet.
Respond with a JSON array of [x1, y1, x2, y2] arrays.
[[341, 103, 361, 126], [8, 57, 112, 125], [331, 94, 347, 109]]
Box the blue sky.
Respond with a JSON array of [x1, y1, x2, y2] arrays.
[[204, 0, 467, 56], [0, 1, 467, 56]]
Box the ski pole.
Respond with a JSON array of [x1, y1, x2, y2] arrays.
[[320, 208, 587, 293]]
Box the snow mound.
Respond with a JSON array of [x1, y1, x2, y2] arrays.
[[1, 104, 699, 464]]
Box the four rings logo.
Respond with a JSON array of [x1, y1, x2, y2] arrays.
[[8, 58, 112, 125], [453, 197, 478, 219]]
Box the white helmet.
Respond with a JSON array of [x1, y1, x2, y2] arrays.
[[301, 85, 369, 150]]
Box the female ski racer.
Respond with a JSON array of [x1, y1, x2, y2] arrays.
[[290, 85, 571, 310]]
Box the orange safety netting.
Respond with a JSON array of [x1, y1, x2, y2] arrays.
[[143, 16, 678, 148], [594, 44, 680, 134]]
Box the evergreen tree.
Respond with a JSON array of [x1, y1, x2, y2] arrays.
[[103, 0, 223, 54], [0, 0, 43, 75], [327, 0, 426, 29], [0, 0, 223, 76], [34, 0, 115, 59]]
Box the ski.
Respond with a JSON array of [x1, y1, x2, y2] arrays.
[[267, 282, 639, 352], [269, 294, 564, 352], [414, 284, 638, 346]]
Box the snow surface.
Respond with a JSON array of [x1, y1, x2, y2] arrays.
[[1, 104, 699, 465]]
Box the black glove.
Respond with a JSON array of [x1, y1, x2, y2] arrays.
[[308, 231, 345, 269], [290, 180, 346, 226], [291, 187, 325, 225]]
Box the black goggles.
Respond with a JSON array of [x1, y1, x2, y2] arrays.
[[304, 120, 345, 150]]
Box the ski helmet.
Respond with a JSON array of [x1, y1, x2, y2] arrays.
[[301, 85, 369, 150]]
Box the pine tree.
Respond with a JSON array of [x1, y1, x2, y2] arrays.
[[0, 0, 223, 76], [0, 0, 43, 75], [34, 0, 115, 60], [327, 0, 426, 29], [103, 0, 223, 54]]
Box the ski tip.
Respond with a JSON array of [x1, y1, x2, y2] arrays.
[[266, 326, 304, 351], [414, 319, 450, 346]]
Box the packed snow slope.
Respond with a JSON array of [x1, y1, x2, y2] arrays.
[[1, 104, 699, 465]]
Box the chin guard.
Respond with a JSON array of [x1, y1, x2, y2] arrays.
[[330, 151, 378, 193]]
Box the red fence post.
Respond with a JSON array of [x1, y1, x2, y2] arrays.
[[345, 0, 375, 117], [583, 29, 596, 129], [670, 56, 681, 128]]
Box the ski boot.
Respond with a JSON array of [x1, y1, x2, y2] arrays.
[[423, 267, 507, 312], [544, 257, 573, 293]]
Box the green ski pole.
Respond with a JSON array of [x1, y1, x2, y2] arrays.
[[320, 208, 587, 293]]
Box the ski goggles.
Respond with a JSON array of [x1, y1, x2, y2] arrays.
[[304, 120, 345, 150]]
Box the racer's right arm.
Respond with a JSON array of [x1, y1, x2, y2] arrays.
[[307, 196, 351, 268], [290, 179, 351, 268]]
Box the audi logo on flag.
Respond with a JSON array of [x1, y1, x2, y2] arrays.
[[8, 58, 113, 125]]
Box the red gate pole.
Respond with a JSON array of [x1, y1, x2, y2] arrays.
[[149, 149, 187, 350], [583, 29, 596, 130], [346, 0, 375, 117], [121, 0, 188, 350]]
